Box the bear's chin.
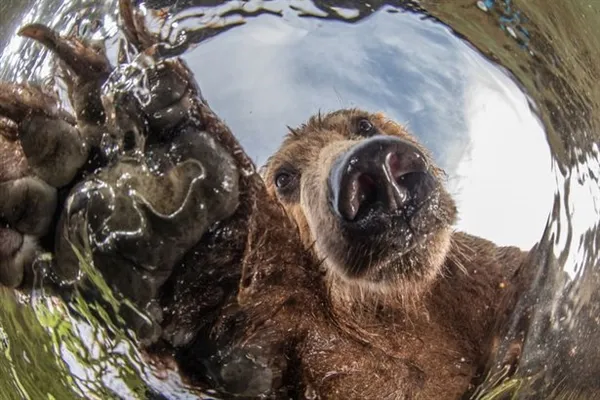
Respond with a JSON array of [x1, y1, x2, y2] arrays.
[[323, 222, 453, 298]]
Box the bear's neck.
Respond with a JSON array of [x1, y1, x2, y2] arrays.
[[323, 231, 527, 359]]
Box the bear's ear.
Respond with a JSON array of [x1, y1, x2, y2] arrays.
[[372, 112, 409, 134], [372, 112, 398, 129]]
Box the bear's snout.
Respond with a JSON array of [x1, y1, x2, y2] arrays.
[[328, 136, 432, 223], [267, 109, 456, 288]]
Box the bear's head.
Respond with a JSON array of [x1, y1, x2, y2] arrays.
[[263, 109, 457, 297]]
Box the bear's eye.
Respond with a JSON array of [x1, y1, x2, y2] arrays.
[[274, 168, 300, 200], [357, 118, 375, 136], [276, 172, 293, 189]]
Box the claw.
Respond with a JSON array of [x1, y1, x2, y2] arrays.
[[0, 0, 247, 353], [114, 0, 203, 133], [119, 0, 156, 52], [18, 24, 110, 81], [18, 24, 111, 129]]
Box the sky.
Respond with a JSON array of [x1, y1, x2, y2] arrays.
[[182, 7, 555, 249]]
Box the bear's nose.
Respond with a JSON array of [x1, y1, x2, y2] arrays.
[[329, 136, 430, 221]]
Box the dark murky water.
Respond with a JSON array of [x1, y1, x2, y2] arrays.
[[0, 0, 598, 398]]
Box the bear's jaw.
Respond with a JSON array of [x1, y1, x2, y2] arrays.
[[307, 180, 454, 281], [320, 223, 452, 292], [321, 228, 453, 311]]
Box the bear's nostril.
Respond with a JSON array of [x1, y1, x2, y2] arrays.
[[358, 174, 377, 204], [385, 151, 426, 182], [387, 152, 405, 181], [340, 173, 377, 221], [396, 172, 425, 194]]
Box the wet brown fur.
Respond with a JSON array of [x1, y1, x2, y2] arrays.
[[263, 109, 456, 305], [245, 109, 528, 398], [164, 108, 529, 399], [0, 95, 528, 397], [0, 3, 530, 398]]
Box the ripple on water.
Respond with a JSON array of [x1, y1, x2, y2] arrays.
[[0, 0, 599, 398]]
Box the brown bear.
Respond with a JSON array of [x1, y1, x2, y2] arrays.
[[0, 3, 531, 397], [159, 108, 529, 399]]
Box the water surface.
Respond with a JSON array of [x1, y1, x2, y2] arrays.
[[0, 0, 598, 398]]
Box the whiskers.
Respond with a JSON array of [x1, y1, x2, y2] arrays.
[[446, 233, 475, 275]]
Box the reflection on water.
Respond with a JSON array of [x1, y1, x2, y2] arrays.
[[0, 0, 598, 398]]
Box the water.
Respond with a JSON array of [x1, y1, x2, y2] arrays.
[[0, 0, 598, 398]]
